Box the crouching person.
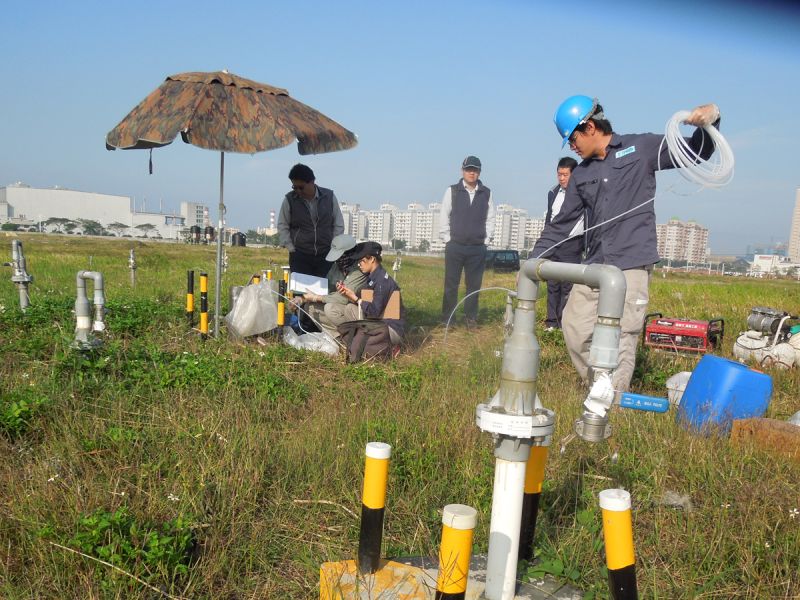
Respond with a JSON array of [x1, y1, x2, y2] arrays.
[[296, 234, 367, 339], [337, 242, 406, 362]]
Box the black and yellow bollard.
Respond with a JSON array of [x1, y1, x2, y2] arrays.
[[252, 274, 261, 285], [283, 266, 292, 302], [277, 275, 286, 327], [186, 270, 195, 328], [518, 442, 549, 561], [435, 504, 477, 600], [266, 269, 273, 281], [199, 271, 209, 340], [358, 442, 391, 575], [599, 488, 638, 600]]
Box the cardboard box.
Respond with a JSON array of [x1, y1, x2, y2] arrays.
[[360, 289, 401, 320]]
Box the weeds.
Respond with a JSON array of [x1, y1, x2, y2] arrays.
[[65, 506, 196, 591], [0, 235, 797, 598], [0, 388, 48, 438]]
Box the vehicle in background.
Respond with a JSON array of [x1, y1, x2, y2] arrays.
[[485, 249, 520, 272]]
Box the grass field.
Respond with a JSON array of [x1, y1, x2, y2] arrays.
[[0, 233, 798, 599]]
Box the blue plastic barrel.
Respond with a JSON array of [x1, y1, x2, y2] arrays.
[[677, 355, 773, 433]]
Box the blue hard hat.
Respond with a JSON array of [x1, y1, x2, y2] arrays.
[[554, 95, 597, 147]]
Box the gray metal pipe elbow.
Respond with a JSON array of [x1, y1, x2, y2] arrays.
[[76, 270, 106, 329], [521, 259, 626, 319]]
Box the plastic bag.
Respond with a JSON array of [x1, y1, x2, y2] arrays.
[[225, 282, 278, 338], [283, 327, 340, 356]]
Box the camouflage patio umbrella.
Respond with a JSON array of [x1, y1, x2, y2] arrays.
[[106, 70, 358, 337]]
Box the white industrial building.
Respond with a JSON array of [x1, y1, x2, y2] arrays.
[[750, 254, 800, 277], [0, 182, 210, 240]]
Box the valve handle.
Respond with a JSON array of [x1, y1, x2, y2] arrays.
[[619, 393, 669, 413]]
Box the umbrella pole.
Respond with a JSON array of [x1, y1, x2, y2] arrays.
[[214, 151, 225, 338]]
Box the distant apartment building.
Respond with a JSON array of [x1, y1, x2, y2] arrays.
[[524, 216, 546, 250], [309, 200, 559, 253], [366, 204, 395, 244], [0, 182, 209, 239], [789, 189, 800, 262], [657, 218, 709, 263], [492, 204, 528, 251]]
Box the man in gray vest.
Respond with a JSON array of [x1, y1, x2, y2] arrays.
[[277, 163, 345, 277], [439, 156, 494, 327]]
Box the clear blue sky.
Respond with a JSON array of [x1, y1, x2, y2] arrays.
[[2, 0, 798, 254]]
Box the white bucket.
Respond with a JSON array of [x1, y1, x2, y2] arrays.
[[666, 371, 692, 405]]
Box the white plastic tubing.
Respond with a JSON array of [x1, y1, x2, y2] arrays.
[[662, 110, 734, 188]]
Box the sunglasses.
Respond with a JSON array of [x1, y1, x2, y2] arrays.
[[568, 122, 591, 146]]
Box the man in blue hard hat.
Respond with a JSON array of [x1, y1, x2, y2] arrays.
[[532, 96, 720, 392], [439, 155, 495, 327]]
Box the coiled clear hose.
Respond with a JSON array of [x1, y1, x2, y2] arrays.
[[662, 110, 734, 187]]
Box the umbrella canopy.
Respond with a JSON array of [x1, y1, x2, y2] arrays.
[[106, 70, 358, 155], [106, 71, 358, 338]]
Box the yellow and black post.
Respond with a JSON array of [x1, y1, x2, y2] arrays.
[[277, 270, 287, 327], [435, 504, 477, 600], [358, 442, 391, 575], [252, 274, 261, 285], [199, 271, 209, 340], [186, 270, 195, 328], [599, 488, 638, 600], [266, 269, 273, 281], [283, 266, 292, 302], [518, 441, 549, 561]]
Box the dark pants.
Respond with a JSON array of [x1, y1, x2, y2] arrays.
[[442, 241, 486, 323], [545, 280, 573, 328], [289, 250, 331, 278], [545, 251, 582, 328]]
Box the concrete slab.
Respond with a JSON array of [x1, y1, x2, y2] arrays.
[[320, 554, 583, 599]]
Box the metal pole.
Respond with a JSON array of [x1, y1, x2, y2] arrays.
[[214, 151, 225, 338]]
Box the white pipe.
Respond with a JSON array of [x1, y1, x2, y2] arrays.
[[481, 258, 627, 598], [484, 458, 527, 600]]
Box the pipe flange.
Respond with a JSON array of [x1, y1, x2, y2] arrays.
[[11, 274, 33, 283], [574, 411, 612, 443], [476, 404, 555, 439]]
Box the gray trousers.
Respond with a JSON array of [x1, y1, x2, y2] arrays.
[[562, 268, 650, 392], [305, 301, 359, 339]]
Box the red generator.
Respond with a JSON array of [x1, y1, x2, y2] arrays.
[[642, 313, 725, 353]]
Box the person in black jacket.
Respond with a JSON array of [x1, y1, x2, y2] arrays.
[[544, 156, 582, 330], [337, 241, 406, 345]]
